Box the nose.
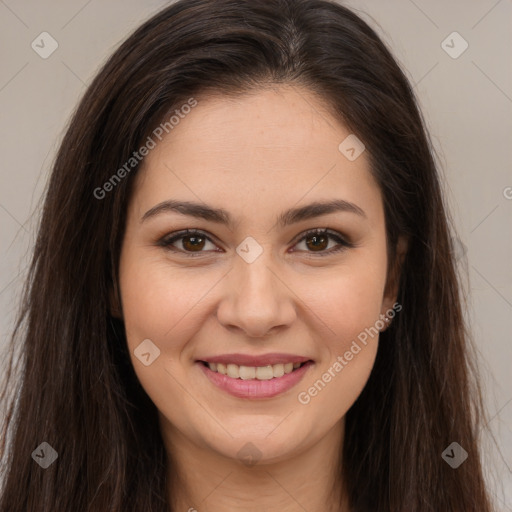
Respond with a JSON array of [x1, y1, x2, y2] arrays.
[[216, 249, 297, 339]]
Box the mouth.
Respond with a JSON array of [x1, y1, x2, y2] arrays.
[[196, 355, 314, 399], [198, 360, 309, 380]]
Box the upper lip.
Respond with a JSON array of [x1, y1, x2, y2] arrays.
[[198, 353, 312, 367]]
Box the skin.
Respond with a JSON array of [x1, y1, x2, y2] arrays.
[[116, 84, 404, 512]]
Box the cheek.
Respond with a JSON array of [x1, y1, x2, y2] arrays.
[[296, 277, 381, 417], [118, 253, 204, 416], [296, 253, 387, 346], [293, 253, 385, 411], [119, 253, 210, 351]]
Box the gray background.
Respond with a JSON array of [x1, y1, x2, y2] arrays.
[[0, 0, 510, 508]]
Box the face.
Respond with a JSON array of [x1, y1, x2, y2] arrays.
[[117, 85, 398, 465]]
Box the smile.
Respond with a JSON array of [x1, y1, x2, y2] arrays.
[[200, 361, 306, 380], [196, 355, 314, 399]]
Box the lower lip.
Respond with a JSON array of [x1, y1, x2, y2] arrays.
[[197, 361, 314, 399]]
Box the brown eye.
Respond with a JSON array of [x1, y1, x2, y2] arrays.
[[304, 232, 329, 252], [159, 228, 353, 258], [181, 234, 206, 251], [159, 229, 218, 255], [293, 228, 353, 256]]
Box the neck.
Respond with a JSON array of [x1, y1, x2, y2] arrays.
[[161, 417, 350, 512]]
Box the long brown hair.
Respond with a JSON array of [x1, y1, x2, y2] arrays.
[[0, 0, 494, 510]]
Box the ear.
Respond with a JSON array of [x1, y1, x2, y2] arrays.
[[381, 235, 408, 316], [109, 279, 123, 319]]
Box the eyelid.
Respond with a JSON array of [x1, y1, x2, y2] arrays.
[[158, 227, 353, 257], [288, 228, 354, 257], [158, 228, 221, 256]]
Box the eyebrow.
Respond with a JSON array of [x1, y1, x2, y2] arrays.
[[140, 198, 366, 229]]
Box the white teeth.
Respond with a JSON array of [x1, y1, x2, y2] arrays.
[[239, 366, 256, 380], [227, 364, 239, 379], [273, 363, 284, 378], [206, 361, 306, 379], [256, 365, 274, 380]]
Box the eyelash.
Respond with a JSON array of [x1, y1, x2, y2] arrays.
[[157, 228, 354, 258]]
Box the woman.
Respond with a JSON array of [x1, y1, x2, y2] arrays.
[[0, 0, 494, 510]]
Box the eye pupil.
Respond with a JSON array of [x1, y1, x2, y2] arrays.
[[183, 235, 205, 251], [306, 234, 328, 251]]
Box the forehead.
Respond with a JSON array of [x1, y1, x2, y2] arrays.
[[130, 85, 381, 225], [154, 85, 348, 163]]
